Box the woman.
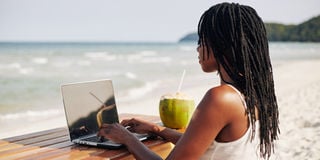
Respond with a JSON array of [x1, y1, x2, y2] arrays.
[[98, 3, 280, 159]]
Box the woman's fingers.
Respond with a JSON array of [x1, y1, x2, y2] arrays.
[[98, 123, 121, 136], [98, 123, 110, 137], [100, 123, 109, 128], [121, 118, 137, 126], [98, 123, 133, 144], [120, 119, 137, 133]]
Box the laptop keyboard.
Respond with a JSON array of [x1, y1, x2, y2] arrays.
[[82, 135, 105, 142], [81, 133, 149, 144]]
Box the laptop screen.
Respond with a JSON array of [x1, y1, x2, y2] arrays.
[[61, 79, 119, 140]]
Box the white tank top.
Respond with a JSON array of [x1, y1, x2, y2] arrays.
[[200, 85, 260, 160]]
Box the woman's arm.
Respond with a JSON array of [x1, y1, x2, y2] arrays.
[[125, 136, 162, 160], [152, 126, 182, 144]]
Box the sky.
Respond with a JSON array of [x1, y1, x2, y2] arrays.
[[0, 0, 319, 42]]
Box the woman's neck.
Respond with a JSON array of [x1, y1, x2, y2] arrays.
[[218, 65, 234, 85]]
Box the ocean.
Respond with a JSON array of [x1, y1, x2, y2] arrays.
[[0, 42, 320, 138]]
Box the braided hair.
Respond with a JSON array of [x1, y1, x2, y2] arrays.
[[197, 3, 280, 159]]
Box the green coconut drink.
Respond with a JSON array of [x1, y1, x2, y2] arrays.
[[159, 92, 195, 129]]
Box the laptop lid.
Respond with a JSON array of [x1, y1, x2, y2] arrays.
[[61, 79, 119, 141]]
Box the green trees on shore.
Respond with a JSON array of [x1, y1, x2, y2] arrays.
[[179, 15, 320, 42], [265, 16, 320, 41]]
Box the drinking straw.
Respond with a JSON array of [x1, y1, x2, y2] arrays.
[[90, 91, 115, 110], [177, 69, 186, 93], [89, 92, 105, 105]]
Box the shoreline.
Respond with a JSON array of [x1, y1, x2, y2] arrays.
[[1, 59, 320, 159]]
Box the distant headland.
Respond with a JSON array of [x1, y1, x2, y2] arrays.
[[179, 15, 320, 42]]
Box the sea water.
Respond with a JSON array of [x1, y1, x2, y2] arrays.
[[0, 42, 201, 114], [0, 42, 319, 138]]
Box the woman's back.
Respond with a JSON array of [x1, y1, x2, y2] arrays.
[[201, 121, 260, 159], [200, 84, 260, 159]]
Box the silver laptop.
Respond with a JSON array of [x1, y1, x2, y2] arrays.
[[61, 79, 148, 149]]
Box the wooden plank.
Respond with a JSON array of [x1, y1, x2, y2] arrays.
[[50, 147, 105, 160], [30, 135, 69, 147], [2, 141, 73, 160], [88, 147, 131, 160], [82, 156, 110, 160], [4, 127, 67, 142], [11, 139, 74, 160], [0, 129, 70, 159], [42, 148, 81, 160], [0, 143, 24, 152], [19, 146, 75, 160], [0, 132, 69, 158], [113, 142, 173, 160], [46, 140, 73, 149], [80, 150, 112, 160], [13, 131, 68, 145], [149, 142, 173, 159], [5, 148, 51, 160], [13, 131, 68, 146], [0, 140, 9, 146], [0, 128, 65, 149], [0, 145, 39, 159], [18, 143, 96, 160]]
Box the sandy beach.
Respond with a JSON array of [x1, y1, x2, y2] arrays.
[[1, 59, 320, 159], [273, 60, 320, 159]]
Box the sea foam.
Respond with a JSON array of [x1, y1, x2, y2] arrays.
[[0, 109, 63, 120], [32, 57, 48, 64], [125, 72, 137, 79], [84, 52, 117, 61], [120, 81, 160, 102]]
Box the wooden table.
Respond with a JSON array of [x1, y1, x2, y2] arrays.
[[0, 114, 174, 160]]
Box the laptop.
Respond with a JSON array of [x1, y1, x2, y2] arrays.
[[61, 79, 149, 149]]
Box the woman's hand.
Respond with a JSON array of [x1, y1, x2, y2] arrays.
[[121, 118, 163, 135], [98, 123, 134, 145], [99, 120, 164, 160], [97, 118, 162, 144]]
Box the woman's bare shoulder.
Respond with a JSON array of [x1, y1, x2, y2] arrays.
[[203, 85, 239, 105], [199, 85, 246, 119]]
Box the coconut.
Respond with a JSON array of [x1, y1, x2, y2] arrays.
[[159, 92, 195, 129]]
